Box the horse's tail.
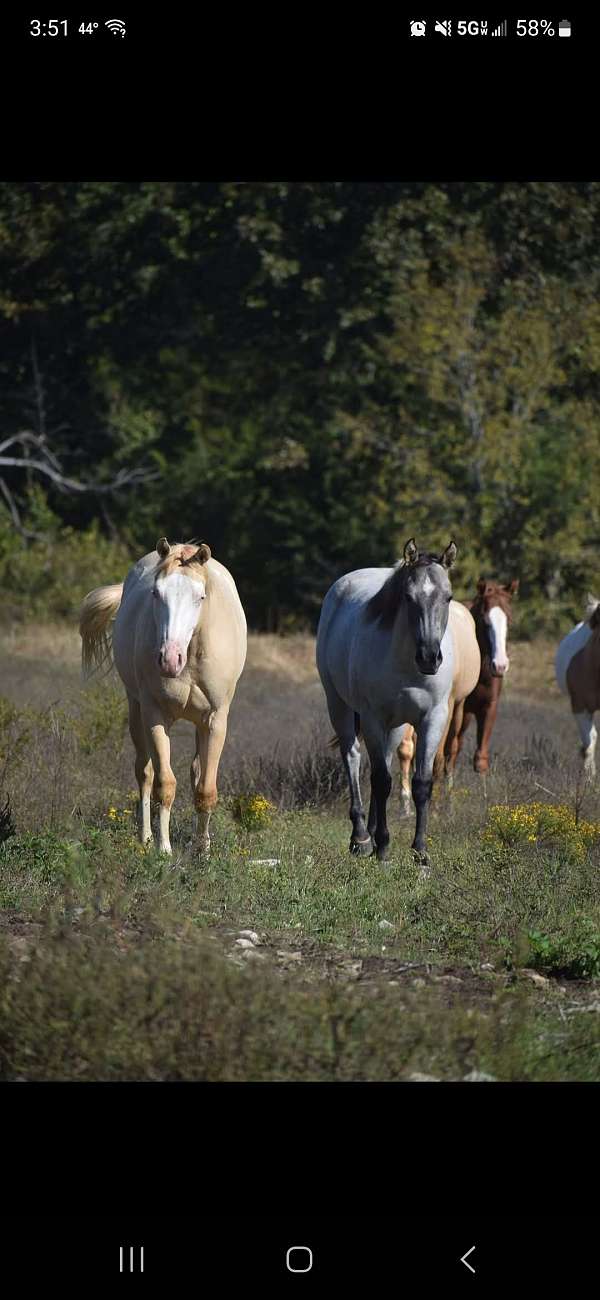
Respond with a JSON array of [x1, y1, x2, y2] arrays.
[[329, 712, 362, 749], [79, 582, 123, 677]]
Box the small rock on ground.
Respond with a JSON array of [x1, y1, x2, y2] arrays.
[[238, 930, 261, 945], [521, 968, 549, 986], [407, 1072, 440, 1082], [463, 1070, 497, 1082]]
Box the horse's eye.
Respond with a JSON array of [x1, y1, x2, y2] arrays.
[[152, 588, 159, 599]]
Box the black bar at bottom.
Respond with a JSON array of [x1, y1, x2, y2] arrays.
[[1, 1217, 596, 1287]]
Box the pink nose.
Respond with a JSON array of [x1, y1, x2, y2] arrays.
[[158, 641, 185, 677], [492, 660, 508, 677]]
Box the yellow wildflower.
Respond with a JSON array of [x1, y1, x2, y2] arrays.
[[232, 793, 275, 830]]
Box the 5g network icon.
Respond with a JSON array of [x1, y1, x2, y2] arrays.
[[409, 19, 426, 36]]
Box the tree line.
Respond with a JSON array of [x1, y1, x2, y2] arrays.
[[1, 181, 600, 632]]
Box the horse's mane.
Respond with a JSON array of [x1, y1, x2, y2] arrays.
[[365, 553, 441, 628]]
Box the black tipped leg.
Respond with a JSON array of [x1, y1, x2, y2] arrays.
[[375, 841, 390, 862], [411, 774, 434, 860]]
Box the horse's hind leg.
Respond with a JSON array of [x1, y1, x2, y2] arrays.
[[397, 724, 415, 817], [128, 694, 153, 845], [362, 726, 396, 862], [190, 708, 229, 856], [327, 691, 371, 855], [412, 702, 450, 866]]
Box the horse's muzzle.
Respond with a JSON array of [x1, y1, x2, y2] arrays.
[[492, 660, 509, 677], [415, 647, 443, 675], [158, 642, 185, 677]]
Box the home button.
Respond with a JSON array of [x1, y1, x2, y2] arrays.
[[286, 1246, 313, 1273]]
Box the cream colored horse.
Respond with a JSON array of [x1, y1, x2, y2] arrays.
[[397, 602, 481, 813], [79, 538, 247, 855]]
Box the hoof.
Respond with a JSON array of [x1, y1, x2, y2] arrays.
[[412, 847, 430, 872], [350, 835, 373, 856], [189, 838, 210, 858], [374, 844, 390, 862]]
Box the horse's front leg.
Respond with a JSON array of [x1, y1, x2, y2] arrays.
[[190, 708, 229, 856], [127, 693, 153, 845], [474, 697, 498, 774], [412, 702, 450, 866], [574, 711, 598, 778], [142, 704, 176, 854]]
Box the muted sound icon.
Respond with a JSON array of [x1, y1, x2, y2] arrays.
[[120, 1246, 144, 1273]]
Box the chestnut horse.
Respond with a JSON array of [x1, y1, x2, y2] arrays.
[[398, 578, 518, 798]]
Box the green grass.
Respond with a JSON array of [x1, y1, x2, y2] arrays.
[[1, 638, 600, 1081], [1, 807, 600, 1081]]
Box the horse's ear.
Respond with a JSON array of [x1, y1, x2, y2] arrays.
[[585, 592, 600, 618], [194, 543, 211, 565], [477, 577, 487, 595], [156, 537, 171, 558], [505, 579, 519, 596], [403, 538, 418, 566], [439, 541, 457, 570]]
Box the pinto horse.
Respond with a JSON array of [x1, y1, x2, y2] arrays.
[[555, 593, 600, 777], [317, 538, 480, 864], [79, 538, 247, 855], [398, 577, 518, 796]]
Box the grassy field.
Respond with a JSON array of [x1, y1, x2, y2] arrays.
[[1, 624, 599, 1081]]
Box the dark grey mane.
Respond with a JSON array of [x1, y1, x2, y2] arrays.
[[365, 552, 443, 629]]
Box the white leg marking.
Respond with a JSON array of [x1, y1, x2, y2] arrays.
[[158, 804, 172, 854], [574, 712, 597, 778], [140, 793, 152, 844]]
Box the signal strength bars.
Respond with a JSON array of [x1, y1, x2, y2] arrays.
[[491, 20, 507, 36]]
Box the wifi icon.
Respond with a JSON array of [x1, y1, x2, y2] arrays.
[[105, 18, 126, 37]]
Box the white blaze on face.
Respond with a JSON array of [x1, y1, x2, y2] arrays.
[[421, 574, 435, 596], [486, 606, 509, 675], [154, 571, 206, 677]]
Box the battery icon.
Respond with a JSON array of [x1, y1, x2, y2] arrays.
[[559, 19, 571, 37]]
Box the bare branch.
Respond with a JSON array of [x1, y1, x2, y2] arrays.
[[0, 430, 160, 498]]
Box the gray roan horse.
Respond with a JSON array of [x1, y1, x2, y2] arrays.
[[316, 539, 465, 864]]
